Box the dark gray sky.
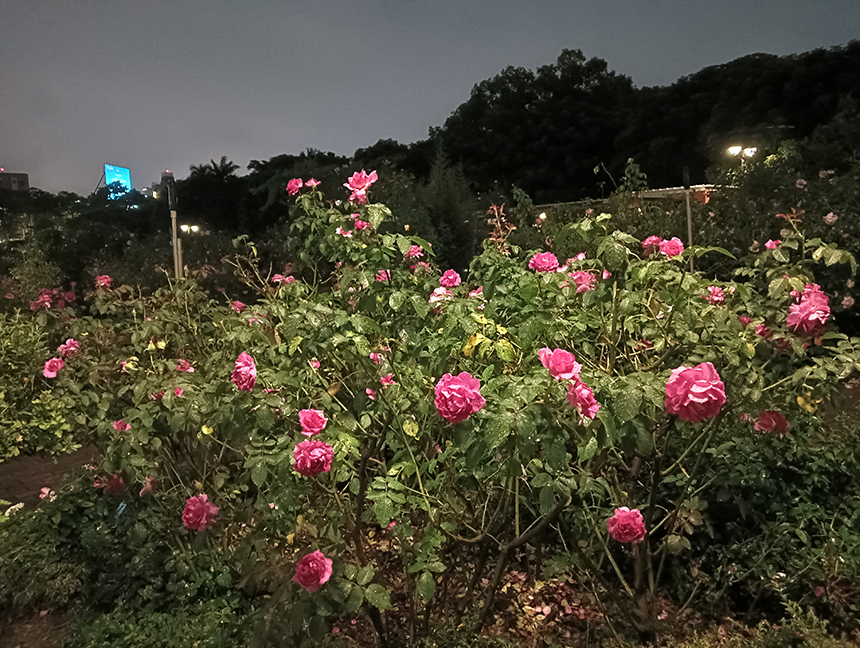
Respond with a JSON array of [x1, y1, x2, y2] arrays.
[[2, 1, 858, 194]]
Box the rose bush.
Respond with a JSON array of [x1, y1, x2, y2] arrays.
[[8, 171, 860, 646]]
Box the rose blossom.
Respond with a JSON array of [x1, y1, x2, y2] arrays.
[[824, 212, 838, 225], [434, 372, 486, 423], [293, 439, 334, 477], [174, 387, 184, 397], [286, 178, 303, 195], [113, 420, 130, 432], [43, 357, 64, 378], [335, 226, 352, 238], [299, 408, 328, 437], [231, 300, 246, 314], [59, 339, 79, 357], [528, 252, 559, 273], [569, 271, 597, 293], [755, 324, 773, 340], [429, 287, 453, 307], [139, 476, 157, 497], [176, 359, 194, 372], [231, 352, 256, 391], [305, 178, 320, 188], [366, 388, 377, 401], [468, 286, 483, 299], [344, 169, 378, 204], [404, 244, 424, 260], [354, 219, 371, 230], [95, 275, 112, 289], [380, 373, 395, 387], [754, 410, 789, 435], [538, 348, 582, 380], [739, 316, 752, 326], [659, 237, 684, 257], [40, 487, 55, 500], [843, 295, 855, 309], [292, 550, 333, 592], [602, 270, 612, 280], [94, 473, 126, 494], [566, 378, 600, 419], [375, 270, 391, 282], [152, 391, 165, 401], [606, 507, 647, 543], [664, 362, 726, 422], [369, 352, 384, 364], [641, 236, 663, 256], [440, 269, 462, 288], [765, 239, 782, 250], [787, 283, 830, 336], [704, 286, 725, 305], [309, 359, 320, 370], [182, 494, 219, 531]]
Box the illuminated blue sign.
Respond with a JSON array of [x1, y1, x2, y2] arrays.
[[104, 164, 132, 198]]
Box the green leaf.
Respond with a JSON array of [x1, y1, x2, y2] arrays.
[[495, 339, 516, 362], [343, 563, 357, 581], [578, 437, 598, 462], [356, 564, 375, 586], [417, 571, 436, 603], [539, 485, 556, 515], [545, 439, 567, 472], [389, 292, 406, 311], [365, 583, 392, 610], [531, 472, 552, 488], [250, 462, 267, 487], [613, 388, 642, 423], [344, 584, 364, 612]]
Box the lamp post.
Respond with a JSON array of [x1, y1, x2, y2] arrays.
[[165, 175, 182, 280]]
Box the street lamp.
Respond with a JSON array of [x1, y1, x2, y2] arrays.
[[728, 145, 757, 159]]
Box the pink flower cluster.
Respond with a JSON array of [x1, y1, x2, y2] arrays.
[[539, 348, 600, 420], [344, 169, 378, 204], [231, 352, 256, 392], [568, 271, 596, 293], [404, 245, 424, 260], [786, 283, 830, 337], [664, 362, 726, 422], [606, 507, 647, 543], [642, 236, 684, 258], [29, 287, 76, 312], [182, 494, 219, 531], [375, 270, 391, 282], [434, 372, 486, 423]]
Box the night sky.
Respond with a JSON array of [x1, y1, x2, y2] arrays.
[[2, 1, 858, 195]]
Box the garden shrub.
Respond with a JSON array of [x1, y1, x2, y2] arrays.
[[7, 169, 860, 646]]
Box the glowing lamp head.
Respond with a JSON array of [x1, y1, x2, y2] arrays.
[[727, 146, 742, 157], [742, 147, 757, 158]]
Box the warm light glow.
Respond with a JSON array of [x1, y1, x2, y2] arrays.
[[180, 224, 189, 232], [742, 147, 757, 158], [152, 191, 158, 199], [538, 212, 547, 220], [191, 225, 199, 232], [727, 146, 742, 156]]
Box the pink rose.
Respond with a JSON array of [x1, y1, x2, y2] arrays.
[[292, 550, 333, 592], [174, 387, 184, 397], [380, 373, 395, 387], [152, 391, 165, 401], [95, 275, 112, 289], [755, 324, 773, 340], [231, 351, 257, 392], [293, 439, 334, 477], [354, 219, 371, 230], [404, 245, 424, 260], [566, 378, 600, 419], [366, 388, 377, 401], [309, 360, 320, 370], [539, 348, 582, 380], [299, 408, 328, 437], [344, 169, 378, 195], [182, 494, 219, 531], [113, 420, 130, 432], [824, 212, 838, 225], [434, 372, 486, 423], [39, 487, 55, 500], [641, 236, 664, 256], [428, 287, 453, 307], [232, 300, 246, 314], [842, 295, 855, 309], [704, 286, 724, 305], [94, 473, 126, 494], [468, 286, 483, 299], [59, 339, 79, 358], [602, 270, 612, 280], [335, 226, 352, 238], [176, 360, 194, 373], [754, 410, 789, 435], [787, 284, 830, 336], [272, 274, 294, 284], [765, 239, 782, 250], [286, 178, 303, 195], [440, 269, 462, 288], [139, 476, 157, 497], [659, 237, 684, 257], [305, 178, 320, 188], [528, 252, 559, 273], [664, 362, 726, 422], [369, 352, 384, 364], [606, 507, 647, 543], [43, 357, 64, 378], [375, 270, 391, 282], [569, 271, 596, 293], [739, 316, 752, 326]]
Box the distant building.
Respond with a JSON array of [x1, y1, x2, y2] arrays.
[[0, 172, 29, 191], [141, 170, 174, 199]]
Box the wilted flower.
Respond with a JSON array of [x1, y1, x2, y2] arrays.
[[842, 295, 855, 309], [824, 212, 838, 225], [754, 410, 789, 435]]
